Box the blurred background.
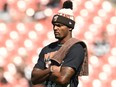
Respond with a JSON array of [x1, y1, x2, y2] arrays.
[[0, 0, 116, 87]]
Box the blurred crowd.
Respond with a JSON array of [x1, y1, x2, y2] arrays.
[[0, 0, 61, 22], [0, 0, 116, 87], [0, 0, 61, 87]]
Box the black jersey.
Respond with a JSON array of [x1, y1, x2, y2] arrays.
[[34, 41, 85, 87]]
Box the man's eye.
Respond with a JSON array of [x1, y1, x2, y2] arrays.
[[57, 24, 61, 27]]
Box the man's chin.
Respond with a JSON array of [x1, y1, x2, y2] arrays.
[[55, 37, 64, 41], [55, 37, 59, 39], [55, 36, 61, 39]]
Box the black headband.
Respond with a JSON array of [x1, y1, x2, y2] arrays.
[[52, 15, 75, 29]]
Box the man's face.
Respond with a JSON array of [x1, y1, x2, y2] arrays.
[[53, 23, 70, 39]]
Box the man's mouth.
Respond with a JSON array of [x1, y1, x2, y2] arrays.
[[54, 32, 59, 35]]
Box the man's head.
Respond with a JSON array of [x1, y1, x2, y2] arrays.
[[52, 0, 75, 40]]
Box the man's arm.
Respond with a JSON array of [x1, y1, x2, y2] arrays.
[[49, 65, 75, 85], [31, 65, 75, 85], [31, 67, 51, 85]]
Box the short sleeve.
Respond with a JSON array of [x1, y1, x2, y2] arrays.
[[34, 49, 45, 69], [62, 43, 85, 72]]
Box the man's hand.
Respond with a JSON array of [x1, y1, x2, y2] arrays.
[[50, 65, 61, 72]]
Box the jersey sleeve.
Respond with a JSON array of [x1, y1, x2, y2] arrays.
[[62, 43, 85, 73], [34, 49, 45, 69]]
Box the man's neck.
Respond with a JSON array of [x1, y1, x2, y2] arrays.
[[58, 37, 72, 44]]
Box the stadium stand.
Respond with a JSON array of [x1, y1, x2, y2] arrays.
[[0, 0, 116, 87]]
